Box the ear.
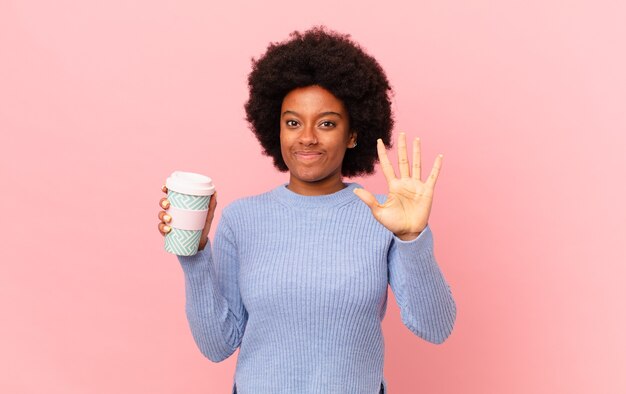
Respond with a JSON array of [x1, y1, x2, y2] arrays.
[[348, 130, 357, 148]]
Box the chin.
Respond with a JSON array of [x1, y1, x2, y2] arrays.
[[295, 174, 324, 183], [290, 168, 326, 183]]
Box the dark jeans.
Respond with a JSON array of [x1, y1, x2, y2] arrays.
[[233, 383, 384, 393]]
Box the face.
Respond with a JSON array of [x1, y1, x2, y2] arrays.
[[280, 85, 357, 195]]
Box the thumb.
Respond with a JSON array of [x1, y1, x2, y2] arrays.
[[202, 192, 217, 234], [207, 191, 217, 217], [353, 187, 379, 212]]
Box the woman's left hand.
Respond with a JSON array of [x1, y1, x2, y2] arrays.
[[354, 132, 443, 241]]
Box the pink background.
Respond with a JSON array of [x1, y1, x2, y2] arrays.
[[1, 0, 625, 393]]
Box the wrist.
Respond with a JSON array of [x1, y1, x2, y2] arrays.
[[395, 224, 427, 241], [396, 232, 421, 241]]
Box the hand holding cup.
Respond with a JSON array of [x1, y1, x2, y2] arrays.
[[158, 171, 216, 255]]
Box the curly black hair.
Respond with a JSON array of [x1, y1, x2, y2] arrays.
[[244, 26, 394, 177]]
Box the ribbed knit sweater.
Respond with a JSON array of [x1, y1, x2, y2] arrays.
[[177, 182, 456, 394]]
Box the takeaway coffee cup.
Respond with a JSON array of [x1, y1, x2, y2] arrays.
[[163, 171, 215, 256]]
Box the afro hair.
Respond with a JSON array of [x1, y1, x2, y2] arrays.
[[244, 25, 394, 177]]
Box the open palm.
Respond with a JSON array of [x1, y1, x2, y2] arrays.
[[354, 133, 443, 241]]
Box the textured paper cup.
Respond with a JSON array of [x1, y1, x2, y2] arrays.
[[164, 171, 215, 256]]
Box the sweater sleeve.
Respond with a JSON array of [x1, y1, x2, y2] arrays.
[[176, 212, 248, 362], [387, 224, 456, 344]]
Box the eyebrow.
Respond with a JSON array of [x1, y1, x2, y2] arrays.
[[282, 110, 343, 118]]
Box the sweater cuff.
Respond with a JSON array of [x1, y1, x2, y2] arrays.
[[392, 224, 433, 252], [177, 238, 213, 275]]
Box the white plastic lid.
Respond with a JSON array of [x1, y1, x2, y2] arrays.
[[166, 171, 215, 196]]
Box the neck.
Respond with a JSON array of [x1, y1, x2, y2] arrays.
[[286, 175, 347, 196]]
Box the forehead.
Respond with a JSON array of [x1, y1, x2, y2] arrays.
[[281, 85, 346, 114]]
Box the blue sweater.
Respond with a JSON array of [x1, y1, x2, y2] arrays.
[[177, 182, 456, 394]]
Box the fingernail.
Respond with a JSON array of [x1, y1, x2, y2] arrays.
[[164, 225, 171, 232], [164, 214, 171, 222], [161, 200, 169, 209]]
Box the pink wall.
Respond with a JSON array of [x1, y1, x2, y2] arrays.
[[1, 0, 625, 393]]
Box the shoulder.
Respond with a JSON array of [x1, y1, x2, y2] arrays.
[[220, 186, 280, 219], [216, 185, 285, 239]]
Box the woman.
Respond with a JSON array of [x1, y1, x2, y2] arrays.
[[157, 26, 456, 394]]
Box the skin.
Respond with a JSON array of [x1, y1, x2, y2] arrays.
[[279, 85, 357, 196], [158, 188, 216, 251], [353, 134, 443, 241], [158, 85, 443, 246]]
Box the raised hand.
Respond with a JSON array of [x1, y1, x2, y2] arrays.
[[353, 132, 443, 241]]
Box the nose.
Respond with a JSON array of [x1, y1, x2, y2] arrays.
[[299, 124, 318, 146]]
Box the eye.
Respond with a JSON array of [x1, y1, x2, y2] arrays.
[[319, 121, 336, 128], [285, 120, 299, 127]]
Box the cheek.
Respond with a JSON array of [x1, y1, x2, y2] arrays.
[[279, 132, 292, 160], [279, 133, 287, 151], [331, 137, 349, 157]]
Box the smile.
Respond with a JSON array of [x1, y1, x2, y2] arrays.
[[295, 152, 323, 161]]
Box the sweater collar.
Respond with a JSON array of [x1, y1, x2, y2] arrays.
[[271, 182, 362, 208]]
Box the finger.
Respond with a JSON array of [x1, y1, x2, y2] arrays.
[[412, 137, 421, 181], [159, 197, 170, 210], [158, 211, 171, 223], [377, 138, 396, 183], [158, 222, 171, 236], [162, 184, 168, 194], [425, 154, 443, 189], [397, 132, 410, 178], [353, 188, 380, 212]]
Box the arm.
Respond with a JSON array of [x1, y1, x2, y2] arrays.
[[353, 133, 455, 344], [387, 224, 456, 344], [177, 212, 248, 362]]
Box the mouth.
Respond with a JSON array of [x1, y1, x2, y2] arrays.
[[294, 151, 323, 162]]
